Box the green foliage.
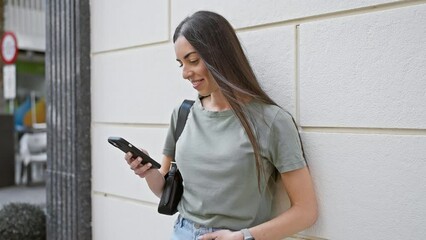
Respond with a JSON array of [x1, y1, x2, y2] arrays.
[[0, 202, 46, 240]]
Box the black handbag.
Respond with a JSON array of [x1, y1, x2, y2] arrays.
[[158, 99, 194, 215]]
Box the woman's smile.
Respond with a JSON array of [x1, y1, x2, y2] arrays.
[[190, 79, 204, 89]]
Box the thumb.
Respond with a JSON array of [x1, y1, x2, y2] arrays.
[[197, 233, 215, 240]]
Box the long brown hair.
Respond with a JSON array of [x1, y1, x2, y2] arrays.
[[174, 11, 277, 187]]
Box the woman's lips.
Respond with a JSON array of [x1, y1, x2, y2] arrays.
[[191, 79, 204, 89]]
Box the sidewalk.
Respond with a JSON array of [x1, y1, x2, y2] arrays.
[[0, 184, 46, 209]]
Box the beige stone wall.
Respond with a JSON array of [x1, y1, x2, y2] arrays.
[[91, 1, 426, 239]]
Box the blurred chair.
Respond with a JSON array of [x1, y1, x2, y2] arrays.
[[15, 92, 47, 185], [18, 129, 47, 185]]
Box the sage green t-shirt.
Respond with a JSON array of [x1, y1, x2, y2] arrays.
[[163, 97, 306, 230]]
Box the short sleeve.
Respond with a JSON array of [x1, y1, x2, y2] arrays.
[[269, 110, 306, 173], [162, 105, 180, 158]]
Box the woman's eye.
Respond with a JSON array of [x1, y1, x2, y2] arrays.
[[176, 59, 198, 68]]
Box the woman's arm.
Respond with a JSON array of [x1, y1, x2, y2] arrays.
[[249, 166, 318, 239], [126, 153, 174, 198]]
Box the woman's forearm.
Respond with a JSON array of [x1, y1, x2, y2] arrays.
[[145, 155, 174, 198], [145, 169, 166, 198], [250, 167, 318, 239], [250, 204, 318, 240]]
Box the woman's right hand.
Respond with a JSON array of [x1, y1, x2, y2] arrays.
[[124, 152, 154, 178], [123, 153, 172, 198]]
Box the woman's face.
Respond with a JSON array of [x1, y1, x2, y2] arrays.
[[174, 36, 219, 97]]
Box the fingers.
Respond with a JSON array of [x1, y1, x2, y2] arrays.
[[198, 230, 238, 240], [197, 233, 216, 240], [124, 152, 134, 164], [124, 152, 153, 178], [198, 231, 218, 240], [129, 156, 142, 170], [134, 162, 153, 178]]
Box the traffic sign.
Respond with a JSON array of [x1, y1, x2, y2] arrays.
[[1, 32, 18, 64]]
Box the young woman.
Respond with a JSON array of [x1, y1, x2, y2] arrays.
[[125, 11, 318, 240]]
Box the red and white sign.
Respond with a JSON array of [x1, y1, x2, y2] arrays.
[[1, 32, 18, 64]]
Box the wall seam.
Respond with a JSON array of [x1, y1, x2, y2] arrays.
[[302, 127, 426, 136], [92, 122, 169, 128], [168, 0, 172, 42], [93, 191, 158, 207], [91, 40, 170, 55], [295, 24, 300, 124], [236, 0, 426, 33]]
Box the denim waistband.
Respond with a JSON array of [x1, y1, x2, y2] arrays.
[[174, 215, 223, 237]]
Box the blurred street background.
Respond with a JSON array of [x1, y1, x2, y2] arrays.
[[0, 184, 45, 209]]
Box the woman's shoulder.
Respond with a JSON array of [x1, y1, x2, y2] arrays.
[[249, 101, 295, 125]]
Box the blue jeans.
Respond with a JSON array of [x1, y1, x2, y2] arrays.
[[171, 215, 223, 240]]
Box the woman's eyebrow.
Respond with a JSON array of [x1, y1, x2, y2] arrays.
[[184, 51, 197, 59], [176, 51, 197, 61]]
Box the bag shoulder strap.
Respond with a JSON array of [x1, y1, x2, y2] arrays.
[[174, 99, 195, 142]]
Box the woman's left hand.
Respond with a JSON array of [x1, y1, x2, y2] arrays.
[[198, 230, 243, 240]]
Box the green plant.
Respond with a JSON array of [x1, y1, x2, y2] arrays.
[[0, 202, 46, 240]]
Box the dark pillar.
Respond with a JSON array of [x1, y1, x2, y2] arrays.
[[0, 0, 4, 111], [0, 114, 15, 187], [45, 1, 91, 239]]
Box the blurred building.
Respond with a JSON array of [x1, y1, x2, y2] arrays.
[[3, 0, 45, 114], [0, 0, 46, 188]]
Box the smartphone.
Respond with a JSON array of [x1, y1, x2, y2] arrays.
[[107, 136, 161, 169]]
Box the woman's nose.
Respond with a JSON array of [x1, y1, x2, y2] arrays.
[[182, 65, 194, 79], [182, 65, 193, 80]]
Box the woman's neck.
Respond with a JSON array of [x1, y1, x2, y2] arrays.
[[201, 91, 231, 111]]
